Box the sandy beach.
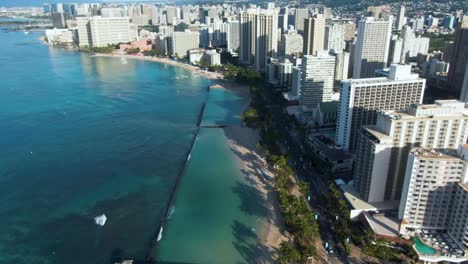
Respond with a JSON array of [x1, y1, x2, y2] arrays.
[[93, 53, 224, 80], [218, 83, 288, 262], [225, 125, 289, 262]]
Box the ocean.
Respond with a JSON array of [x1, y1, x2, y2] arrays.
[[0, 22, 263, 264]]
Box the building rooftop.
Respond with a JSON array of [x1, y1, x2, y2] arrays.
[[342, 75, 425, 86], [411, 148, 460, 160], [361, 126, 393, 144], [383, 100, 468, 120], [340, 182, 398, 211]]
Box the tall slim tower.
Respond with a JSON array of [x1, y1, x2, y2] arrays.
[[239, 8, 278, 71], [299, 51, 336, 112], [294, 8, 308, 34], [303, 14, 325, 55], [353, 17, 392, 78], [239, 9, 257, 65], [396, 5, 406, 30], [448, 17, 468, 95]]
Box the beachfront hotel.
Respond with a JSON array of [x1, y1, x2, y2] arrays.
[[167, 30, 200, 57], [399, 146, 467, 235], [76, 16, 138, 47], [335, 64, 425, 152], [353, 100, 468, 204], [397, 144, 468, 260]]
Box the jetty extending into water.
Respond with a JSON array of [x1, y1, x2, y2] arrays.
[[145, 102, 205, 262], [146, 84, 226, 261]]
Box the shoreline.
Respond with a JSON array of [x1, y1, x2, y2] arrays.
[[224, 125, 288, 261], [221, 84, 288, 261], [93, 53, 224, 80], [39, 38, 224, 81]]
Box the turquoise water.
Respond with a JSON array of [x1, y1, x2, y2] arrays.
[[156, 90, 266, 263], [413, 237, 437, 255], [201, 88, 244, 126], [0, 27, 210, 263], [0, 23, 268, 264]]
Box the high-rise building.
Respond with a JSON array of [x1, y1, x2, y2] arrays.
[[324, 22, 345, 52], [460, 62, 468, 102], [51, 3, 63, 13], [448, 18, 468, 95], [227, 20, 240, 52], [399, 147, 467, 235], [43, 3, 51, 14], [279, 26, 303, 57], [278, 7, 289, 34], [396, 5, 406, 30], [323, 7, 332, 20], [444, 15, 456, 30], [278, 59, 293, 87], [51, 12, 68, 29], [77, 16, 137, 47], [239, 8, 278, 71], [165, 6, 178, 25], [336, 64, 425, 152], [389, 35, 403, 64], [294, 8, 308, 34], [168, 30, 200, 57], [289, 66, 302, 98], [353, 17, 392, 78], [412, 16, 425, 32], [100, 8, 125, 18], [331, 51, 350, 83], [401, 26, 430, 62], [239, 9, 257, 65], [181, 7, 191, 24], [448, 181, 468, 253], [299, 51, 335, 112], [303, 15, 325, 55], [353, 100, 468, 203]]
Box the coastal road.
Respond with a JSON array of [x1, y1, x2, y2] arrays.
[[262, 88, 349, 263]]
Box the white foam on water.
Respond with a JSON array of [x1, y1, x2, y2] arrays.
[[157, 227, 163, 241], [168, 206, 175, 219], [94, 214, 107, 226]]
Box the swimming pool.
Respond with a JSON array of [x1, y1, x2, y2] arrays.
[[413, 237, 437, 255]]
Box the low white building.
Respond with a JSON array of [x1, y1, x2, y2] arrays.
[[188, 49, 221, 66], [45, 28, 74, 44], [188, 48, 205, 64], [202, 49, 221, 66]]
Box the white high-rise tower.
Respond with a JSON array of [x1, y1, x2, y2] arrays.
[[353, 17, 393, 78]]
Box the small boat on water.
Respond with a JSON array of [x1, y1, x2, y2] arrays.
[[24, 31, 30, 35], [121, 57, 128, 64]]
